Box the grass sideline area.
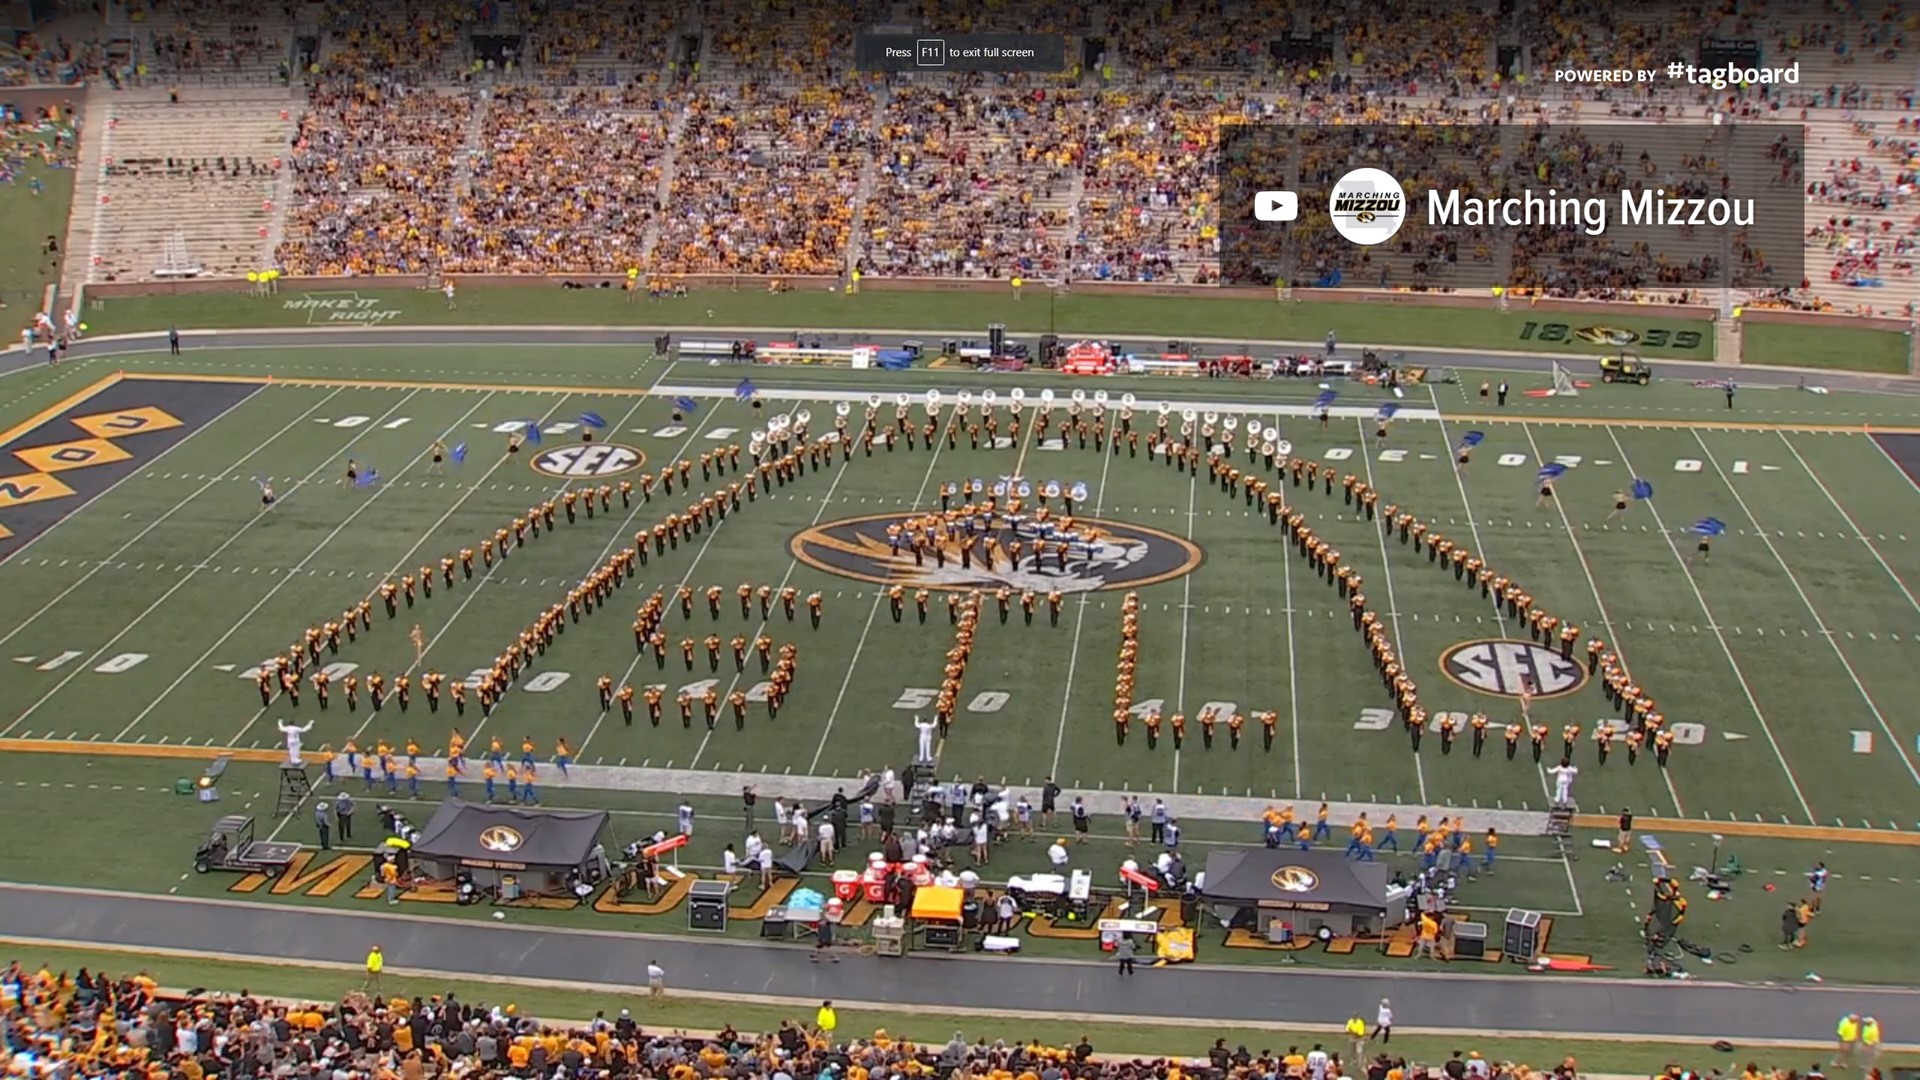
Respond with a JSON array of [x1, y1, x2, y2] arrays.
[[0, 753, 1909, 981], [82, 285, 1731, 361], [7, 942, 1905, 1072], [0, 133, 74, 312], [1741, 322, 1913, 376]]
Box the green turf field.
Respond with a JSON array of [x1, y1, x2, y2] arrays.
[[5, 336, 1920, 985]]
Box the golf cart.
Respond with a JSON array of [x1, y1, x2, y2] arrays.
[[193, 814, 301, 876], [1599, 352, 1653, 385]]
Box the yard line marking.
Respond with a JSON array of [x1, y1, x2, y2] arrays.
[[1356, 416, 1426, 804], [683, 428, 860, 771], [1777, 432, 1920, 618], [1281, 456, 1303, 800], [1519, 424, 1683, 818], [808, 405, 969, 775], [1047, 423, 1117, 782], [225, 390, 503, 744], [1171, 466, 1197, 795], [0, 390, 426, 741], [0, 383, 319, 641], [1692, 431, 1920, 790], [1601, 428, 1817, 822], [0, 382, 275, 573], [109, 390, 453, 742], [448, 380, 733, 754]]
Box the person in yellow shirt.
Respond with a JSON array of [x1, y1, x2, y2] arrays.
[[815, 1000, 838, 1038], [1379, 814, 1399, 852], [1345, 814, 1372, 861], [1484, 828, 1499, 873], [1312, 803, 1332, 843], [1414, 913, 1442, 960], [363, 945, 384, 995]]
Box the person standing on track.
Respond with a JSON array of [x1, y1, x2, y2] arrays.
[[363, 945, 384, 996]]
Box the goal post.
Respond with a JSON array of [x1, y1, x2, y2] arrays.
[[1550, 361, 1580, 397]]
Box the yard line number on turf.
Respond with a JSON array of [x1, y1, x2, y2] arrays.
[[1353, 708, 1707, 744], [893, 688, 1011, 713], [1320, 449, 1757, 474]]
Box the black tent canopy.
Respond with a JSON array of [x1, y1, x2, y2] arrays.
[[1199, 847, 1400, 937], [411, 801, 609, 890]]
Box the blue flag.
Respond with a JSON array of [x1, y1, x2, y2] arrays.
[[450, 442, 467, 464], [1314, 390, 1339, 408], [1458, 431, 1485, 448], [1375, 403, 1400, 421], [523, 421, 543, 445], [735, 379, 758, 402], [355, 469, 379, 488], [1631, 478, 1653, 500], [579, 411, 607, 429], [674, 396, 699, 414], [1691, 517, 1726, 537], [1537, 463, 1567, 481]]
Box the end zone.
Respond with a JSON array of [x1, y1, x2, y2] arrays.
[[0, 375, 263, 563]]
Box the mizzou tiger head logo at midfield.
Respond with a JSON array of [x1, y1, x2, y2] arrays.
[[791, 514, 1203, 593]]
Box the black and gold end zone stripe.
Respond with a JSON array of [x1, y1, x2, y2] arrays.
[[0, 376, 262, 558]]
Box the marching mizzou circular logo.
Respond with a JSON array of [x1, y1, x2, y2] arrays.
[[477, 825, 525, 853], [1271, 866, 1320, 893], [1440, 639, 1587, 699], [529, 443, 646, 479], [1575, 326, 1640, 347], [790, 513, 1203, 594]]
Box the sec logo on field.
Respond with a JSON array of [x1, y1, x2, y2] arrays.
[[1440, 639, 1586, 699], [529, 443, 646, 479]]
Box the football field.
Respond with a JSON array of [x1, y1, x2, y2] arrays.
[[4, 333, 1920, 981], [3, 345, 1920, 834]]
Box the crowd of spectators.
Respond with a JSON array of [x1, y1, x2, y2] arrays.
[[444, 85, 670, 274], [1, 962, 1873, 1080], [521, 1, 676, 83], [653, 81, 872, 276], [857, 80, 1083, 280], [276, 74, 473, 276]]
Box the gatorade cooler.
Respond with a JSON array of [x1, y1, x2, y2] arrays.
[[862, 865, 888, 902], [831, 869, 861, 902]]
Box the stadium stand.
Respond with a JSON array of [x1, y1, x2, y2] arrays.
[[24, 0, 1920, 319], [70, 87, 297, 284]]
